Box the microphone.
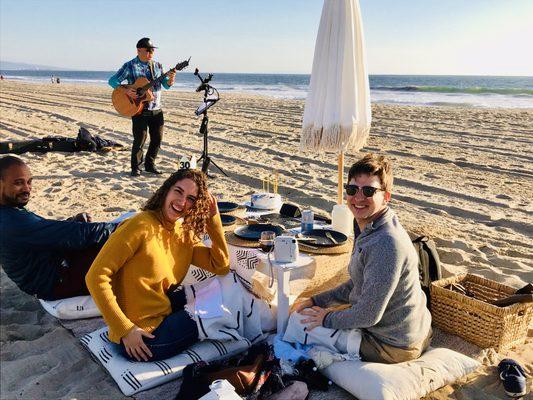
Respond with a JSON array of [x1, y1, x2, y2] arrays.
[[195, 72, 213, 92], [196, 82, 208, 92]]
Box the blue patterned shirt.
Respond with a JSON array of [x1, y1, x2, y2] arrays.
[[108, 56, 171, 111]]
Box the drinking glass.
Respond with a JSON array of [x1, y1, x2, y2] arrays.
[[259, 231, 276, 253]]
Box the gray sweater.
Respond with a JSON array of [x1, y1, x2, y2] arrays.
[[312, 208, 432, 348]]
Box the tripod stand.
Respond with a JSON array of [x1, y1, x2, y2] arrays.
[[194, 69, 228, 177], [197, 109, 227, 176]]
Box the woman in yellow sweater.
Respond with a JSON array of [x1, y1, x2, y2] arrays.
[[86, 169, 229, 362]]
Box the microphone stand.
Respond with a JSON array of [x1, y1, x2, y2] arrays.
[[194, 70, 228, 177]]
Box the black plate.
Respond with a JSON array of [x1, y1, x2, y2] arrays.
[[234, 224, 284, 241], [218, 201, 239, 213], [299, 229, 347, 247], [221, 214, 236, 226]]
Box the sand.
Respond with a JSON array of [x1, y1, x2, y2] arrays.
[[0, 80, 532, 399]]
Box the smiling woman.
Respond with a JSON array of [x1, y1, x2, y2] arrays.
[[85, 169, 229, 362], [142, 169, 212, 237]]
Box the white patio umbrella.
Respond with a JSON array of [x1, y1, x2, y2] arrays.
[[300, 0, 371, 204]]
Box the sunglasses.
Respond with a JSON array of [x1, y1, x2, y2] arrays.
[[344, 184, 384, 197], [143, 48, 155, 53]]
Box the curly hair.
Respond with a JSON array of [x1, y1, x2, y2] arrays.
[[142, 169, 210, 240]]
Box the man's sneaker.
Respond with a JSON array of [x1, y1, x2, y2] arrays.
[[498, 358, 527, 398], [145, 166, 162, 175], [130, 169, 141, 177]]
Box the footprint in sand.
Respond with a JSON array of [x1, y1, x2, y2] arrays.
[[103, 207, 125, 213], [438, 249, 466, 265], [495, 194, 512, 200]]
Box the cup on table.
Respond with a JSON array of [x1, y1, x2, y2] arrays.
[[259, 231, 276, 253]]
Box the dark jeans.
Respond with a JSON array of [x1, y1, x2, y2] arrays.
[[131, 110, 164, 171], [119, 287, 199, 361], [50, 245, 101, 300]]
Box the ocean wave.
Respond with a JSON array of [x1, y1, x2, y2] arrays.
[[372, 85, 533, 96]]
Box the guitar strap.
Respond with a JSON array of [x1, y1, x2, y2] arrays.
[[149, 61, 155, 83]]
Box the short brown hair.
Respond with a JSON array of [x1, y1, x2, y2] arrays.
[[143, 169, 210, 240], [348, 153, 393, 192]]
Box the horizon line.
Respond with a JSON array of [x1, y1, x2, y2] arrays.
[[0, 68, 532, 79]]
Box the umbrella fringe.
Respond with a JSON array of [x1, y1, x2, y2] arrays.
[[300, 124, 370, 153], [300, 125, 324, 152]]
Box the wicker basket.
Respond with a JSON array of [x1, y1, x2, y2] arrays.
[[430, 274, 532, 351]]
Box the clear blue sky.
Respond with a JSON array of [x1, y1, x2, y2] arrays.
[[1, 0, 532, 75]]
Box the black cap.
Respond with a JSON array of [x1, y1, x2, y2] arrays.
[[136, 37, 157, 49]]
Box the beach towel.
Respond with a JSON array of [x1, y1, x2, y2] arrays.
[[81, 326, 251, 396], [283, 311, 361, 369], [81, 273, 276, 396], [183, 272, 276, 343]]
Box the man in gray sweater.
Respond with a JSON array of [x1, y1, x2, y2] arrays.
[[293, 154, 432, 363]]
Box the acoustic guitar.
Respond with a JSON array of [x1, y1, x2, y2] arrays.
[[111, 58, 190, 117]]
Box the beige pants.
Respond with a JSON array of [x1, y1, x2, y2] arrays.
[[359, 328, 433, 364]]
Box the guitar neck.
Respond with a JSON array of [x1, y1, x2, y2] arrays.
[[140, 66, 174, 92]]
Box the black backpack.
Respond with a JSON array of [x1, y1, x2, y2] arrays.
[[352, 220, 442, 307], [412, 236, 442, 308]]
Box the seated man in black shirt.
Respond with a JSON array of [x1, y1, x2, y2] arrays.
[[0, 156, 116, 300]]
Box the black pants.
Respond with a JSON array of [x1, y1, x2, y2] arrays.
[[119, 287, 199, 361], [131, 110, 164, 171], [50, 245, 102, 300]]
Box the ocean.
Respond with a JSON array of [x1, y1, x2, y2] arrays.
[[2, 70, 532, 109]]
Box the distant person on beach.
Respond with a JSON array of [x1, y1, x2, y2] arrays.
[[56, 76, 60, 84], [108, 37, 176, 177], [0, 156, 116, 300], [86, 169, 229, 361], [291, 154, 432, 364]]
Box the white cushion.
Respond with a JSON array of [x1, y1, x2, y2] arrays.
[[321, 347, 480, 400], [80, 327, 250, 396], [39, 296, 101, 319]]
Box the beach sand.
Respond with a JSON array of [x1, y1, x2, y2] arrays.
[[1, 80, 532, 399]]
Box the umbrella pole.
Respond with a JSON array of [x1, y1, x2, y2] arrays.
[[337, 152, 344, 204]]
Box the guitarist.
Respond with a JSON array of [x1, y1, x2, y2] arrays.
[[108, 37, 176, 176]]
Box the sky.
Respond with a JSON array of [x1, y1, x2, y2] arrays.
[[0, 0, 532, 76]]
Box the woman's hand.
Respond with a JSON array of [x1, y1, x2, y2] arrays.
[[121, 326, 155, 361], [207, 192, 219, 218], [290, 298, 314, 314], [300, 306, 329, 331]]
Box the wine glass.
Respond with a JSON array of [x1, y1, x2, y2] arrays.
[[259, 231, 276, 253]]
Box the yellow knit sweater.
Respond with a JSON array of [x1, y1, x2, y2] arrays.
[[86, 210, 229, 343]]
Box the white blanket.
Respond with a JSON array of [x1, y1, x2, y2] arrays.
[[283, 311, 361, 368], [184, 271, 276, 344]]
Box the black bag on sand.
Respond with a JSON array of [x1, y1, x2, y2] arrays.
[[412, 236, 442, 308], [176, 343, 285, 400]]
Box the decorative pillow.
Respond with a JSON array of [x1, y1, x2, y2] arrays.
[[321, 347, 480, 400], [80, 327, 250, 396], [39, 296, 101, 319]]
